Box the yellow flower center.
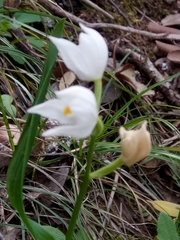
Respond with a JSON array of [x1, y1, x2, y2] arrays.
[[63, 106, 72, 116]]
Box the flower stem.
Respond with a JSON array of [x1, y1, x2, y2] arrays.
[[89, 156, 124, 179], [65, 135, 96, 240], [94, 79, 102, 110]]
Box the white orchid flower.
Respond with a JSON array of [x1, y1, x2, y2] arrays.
[[119, 121, 151, 167], [49, 24, 108, 81], [27, 86, 98, 138]]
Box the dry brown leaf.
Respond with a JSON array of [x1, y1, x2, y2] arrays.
[[102, 84, 122, 104], [143, 158, 161, 168], [0, 124, 20, 145], [2, 227, 20, 240], [59, 71, 76, 90], [53, 61, 69, 78], [4, 0, 21, 8], [147, 22, 180, 34], [156, 40, 180, 54], [161, 14, 180, 26], [100, 58, 123, 103], [34, 165, 69, 206], [167, 50, 180, 63], [116, 65, 155, 96]]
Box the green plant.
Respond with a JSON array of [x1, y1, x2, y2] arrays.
[[157, 212, 179, 240]]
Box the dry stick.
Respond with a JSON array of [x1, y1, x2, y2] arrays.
[[108, 0, 133, 27], [81, 0, 114, 20], [109, 44, 180, 106], [38, 0, 87, 25], [38, 0, 113, 23], [99, 173, 119, 237], [39, 0, 180, 41], [88, 22, 180, 41]]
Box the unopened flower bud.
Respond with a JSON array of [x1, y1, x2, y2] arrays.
[[119, 121, 151, 167]]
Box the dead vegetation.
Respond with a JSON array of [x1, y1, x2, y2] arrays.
[[0, 0, 180, 239]]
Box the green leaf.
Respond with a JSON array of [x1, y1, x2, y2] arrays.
[[0, 0, 3, 8], [176, 212, 180, 236], [6, 19, 65, 240], [157, 212, 179, 240], [42, 226, 65, 240], [74, 229, 91, 240], [27, 36, 45, 49], [1, 94, 16, 117], [14, 13, 41, 24], [8, 52, 25, 64], [0, 19, 12, 32]]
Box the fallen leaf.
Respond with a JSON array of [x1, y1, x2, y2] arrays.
[[2, 227, 20, 240], [156, 41, 180, 54], [102, 84, 122, 104], [100, 58, 123, 103], [4, 0, 21, 8], [59, 71, 76, 90], [0, 124, 20, 145], [33, 164, 69, 207], [167, 50, 180, 63], [148, 200, 180, 217], [116, 65, 154, 96], [53, 61, 69, 78], [161, 14, 180, 26], [147, 22, 180, 34]]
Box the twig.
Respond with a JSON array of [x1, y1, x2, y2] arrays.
[[81, 0, 114, 20], [109, 44, 180, 106], [38, 0, 87, 25], [108, 0, 133, 27], [87, 22, 180, 41], [38, 0, 180, 41], [99, 173, 119, 237]]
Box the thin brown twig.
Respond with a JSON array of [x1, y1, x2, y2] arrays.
[[87, 22, 180, 41], [38, 0, 180, 42], [81, 0, 114, 19], [108, 0, 133, 27], [109, 44, 180, 106]]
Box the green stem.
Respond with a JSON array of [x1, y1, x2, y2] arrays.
[[94, 79, 102, 110], [65, 135, 96, 240], [0, 93, 15, 151], [89, 156, 124, 179]]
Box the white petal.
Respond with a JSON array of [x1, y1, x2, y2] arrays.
[[79, 24, 108, 79], [49, 36, 89, 80], [48, 25, 108, 81], [55, 86, 97, 108], [27, 86, 98, 138], [27, 99, 66, 121], [27, 99, 77, 125], [49, 36, 93, 80], [42, 121, 96, 139]]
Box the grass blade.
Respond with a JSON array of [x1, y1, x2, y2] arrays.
[[6, 19, 65, 240]]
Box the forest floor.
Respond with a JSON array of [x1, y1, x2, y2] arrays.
[[1, 0, 180, 239]]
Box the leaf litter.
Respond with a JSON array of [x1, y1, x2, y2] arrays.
[[1, 0, 180, 239]]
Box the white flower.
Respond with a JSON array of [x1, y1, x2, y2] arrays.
[[27, 86, 98, 138], [119, 121, 151, 167], [49, 24, 108, 81]]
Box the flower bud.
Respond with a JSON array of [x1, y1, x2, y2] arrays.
[[119, 121, 151, 167]]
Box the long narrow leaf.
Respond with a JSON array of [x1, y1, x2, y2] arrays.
[[6, 19, 65, 240]]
